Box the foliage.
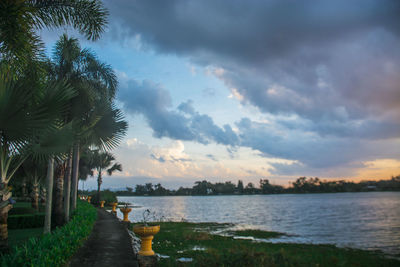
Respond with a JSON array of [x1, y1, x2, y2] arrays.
[[89, 189, 117, 204], [227, 229, 285, 239], [152, 222, 399, 267], [0, 0, 108, 70], [8, 228, 43, 249], [116, 175, 400, 196], [8, 214, 44, 229], [1, 200, 97, 267], [8, 202, 43, 215]]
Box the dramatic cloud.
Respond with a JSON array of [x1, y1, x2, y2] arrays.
[[108, 0, 400, 175], [107, 0, 400, 135], [236, 118, 400, 169], [118, 79, 239, 146]]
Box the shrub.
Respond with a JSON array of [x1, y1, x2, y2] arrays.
[[90, 189, 117, 205], [8, 214, 45, 229], [1, 200, 97, 267]]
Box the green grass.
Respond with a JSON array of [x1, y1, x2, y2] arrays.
[[2, 200, 97, 267], [144, 222, 399, 267], [8, 228, 43, 248], [9, 202, 45, 215], [227, 229, 285, 239], [8, 202, 45, 229]]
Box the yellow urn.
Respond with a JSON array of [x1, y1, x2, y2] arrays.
[[119, 207, 132, 222], [87, 196, 92, 203], [133, 225, 160, 256], [110, 202, 118, 215], [99, 200, 105, 208]]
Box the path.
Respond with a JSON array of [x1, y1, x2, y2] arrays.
[[68, 208, 138, 267]]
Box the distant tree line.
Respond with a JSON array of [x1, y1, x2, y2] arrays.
[[114, 175, 400, 196]]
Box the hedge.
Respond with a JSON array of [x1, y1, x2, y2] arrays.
[[90, 189, 117, 206], [1, 200, 97, 267], [8, 214, 45, 229]]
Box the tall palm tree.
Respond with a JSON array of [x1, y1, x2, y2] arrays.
[[89, 150, 122, 203], [48, 34, 123, 222], [0, 0, 109, 241], [21, 157, 47, 210], [0, 0, 108, 71], [0, 72, 76, 249]]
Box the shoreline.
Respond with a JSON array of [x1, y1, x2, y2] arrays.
[[115, 190, 400, 197], [127, 221, 400, 266]]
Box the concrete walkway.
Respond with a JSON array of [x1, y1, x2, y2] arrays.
[[68, 208, 138, 267]]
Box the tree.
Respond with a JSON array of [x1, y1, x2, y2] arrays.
[[48, 34, 123, 222], [135, 184, 146, 195], [145, 183, 154, 195], [0, 0, 110, 242], [0, 0, 108, 71], [237, 180, 244, 194], [21, 157, 47, 210], [126, 186, 133, 193], [0, 72, 76, 247], [90, 150, 122, 202]]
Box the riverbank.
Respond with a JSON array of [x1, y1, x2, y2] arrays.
[[139, 221, 399, 266], [118, 193, 400, 255]]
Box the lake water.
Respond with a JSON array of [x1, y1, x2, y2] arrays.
[[117, 192, 400, 255]]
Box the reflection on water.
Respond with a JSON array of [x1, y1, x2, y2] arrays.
[[118, 192, 400, 255]]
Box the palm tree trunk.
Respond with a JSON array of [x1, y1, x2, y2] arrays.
[[53, 163, 64, 227], [71, 143, 80, 211], [31, 183, 39, 210], [97, 171, 102, 202], [63, 151, 72, 222], [0, 182, 12, 252], [22, 178, 28, 198], [44, 157, 54, 234]]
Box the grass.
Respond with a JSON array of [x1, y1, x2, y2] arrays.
[[9, 202, 45, 215], [227, 229, 285, 239], [142, 222, 400, 267], [2, 201, 97, 267], [8, 228, 43, 248], [8, 202, 45, 229], [8, 202, 44, 248]]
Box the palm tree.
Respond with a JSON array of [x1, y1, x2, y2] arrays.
[[90, 150, 122, 203], [0, 72, 76, 249], [21, 157, 47, 210], [0, 0, 108, 71], [0, 0, 110, 241], [48, 34, 123, 222]]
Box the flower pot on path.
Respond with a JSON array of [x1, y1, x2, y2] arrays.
[[110, 202, 118, 215], [120, 207, 132, 222], [133, 225, 160, 256]]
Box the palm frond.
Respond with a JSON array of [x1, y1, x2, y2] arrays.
[[107, 163, 122, 176], [85, 102, 128, 151], [32, 0, 108, 41]]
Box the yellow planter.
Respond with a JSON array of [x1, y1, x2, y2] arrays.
[[120, 207, 132, 222], [133, 225, 160, 256], [110, 202, 118, 215], [87, 196, 92, 203], [99, 201, 105, 208]]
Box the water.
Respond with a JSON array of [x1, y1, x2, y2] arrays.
[[117, 192, 400, 255]]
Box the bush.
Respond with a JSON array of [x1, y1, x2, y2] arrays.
[[9, 207, 37, 215], [8, 214, 45, 229], [1, 200, 97, 267], [90, 189, 117, 205]]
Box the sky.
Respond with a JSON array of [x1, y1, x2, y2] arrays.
[[42, 0, 400, 190]]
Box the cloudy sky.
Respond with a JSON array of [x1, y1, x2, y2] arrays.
[[43, 0, 400, 189]]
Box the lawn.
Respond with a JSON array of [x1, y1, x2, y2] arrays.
[[139, 222, 400, 267], [7, 201, 45, 248], [8, 228, 43, 248]]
